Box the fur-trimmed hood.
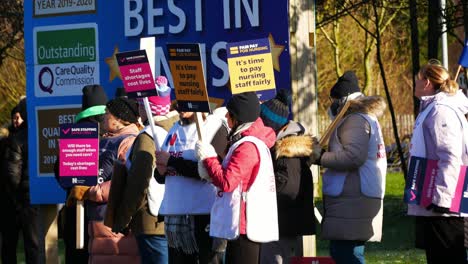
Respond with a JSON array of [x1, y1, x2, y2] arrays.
[[275, 134, 313, 159], [344, 95, 387, 118]]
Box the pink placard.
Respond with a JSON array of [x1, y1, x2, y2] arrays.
[[59, 138, 99, 177]]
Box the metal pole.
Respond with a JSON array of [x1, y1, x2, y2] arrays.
[[441, 0, 449, 68]]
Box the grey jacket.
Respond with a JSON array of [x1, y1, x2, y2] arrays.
[[320, 96, 386, 242]]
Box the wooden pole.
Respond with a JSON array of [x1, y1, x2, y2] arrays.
[[454, 65, 462, 81], [194, 112, 204, 142], [76, 200, 84, 249], [319, 100, 351, 147]]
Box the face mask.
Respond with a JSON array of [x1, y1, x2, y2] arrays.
[[330, 100, 341, 116], [327, 106, 336, 120]]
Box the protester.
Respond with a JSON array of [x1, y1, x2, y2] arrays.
[[409, 60, 468, 263], [3, 98, 46, 264], [105, 86, 173, 264], [154, 103, 229, 264], [309, 71, 387, 264], [67, 97, 141, 263], [196, 92, 278, 264], [0, 126, 8, 257], [54, 84, 108, 264], [259, 89, 316, 263]]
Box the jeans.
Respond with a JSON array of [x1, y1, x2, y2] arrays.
[[329, 240, 365, 264], [136, 234, 168, 264]]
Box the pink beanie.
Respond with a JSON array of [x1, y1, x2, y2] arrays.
[[137, 95, 171, 117]]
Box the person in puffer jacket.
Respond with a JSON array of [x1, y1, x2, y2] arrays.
[[259, 89, 316, 264], [409, 60, 468, 263], [309, 71, 387, 264], [67, 97, 141, 264], [196, 92, 278, 264]]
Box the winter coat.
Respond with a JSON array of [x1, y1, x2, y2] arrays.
[[105, 127, 167, 236], [204, 117, 276, 234], [86, 123, 140, 264], [408, 90, 468, 217], [4, 123, 29, 208], [272, 121, 315, 237], [319, 96, 386, 242]]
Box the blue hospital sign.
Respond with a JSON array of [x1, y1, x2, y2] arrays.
[[25, 0, 291, 203]]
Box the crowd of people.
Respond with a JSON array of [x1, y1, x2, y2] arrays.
[[1, 60, 468, 264]]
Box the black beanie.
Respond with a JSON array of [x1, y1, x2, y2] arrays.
[[82, 85, 108, 110], [330, 71, 361, 99], [260, 89, 291, 132], [14, 98, 27, 123], [226, 92, 260, 124], [106, 97, 139, 124]]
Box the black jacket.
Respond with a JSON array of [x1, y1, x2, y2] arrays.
[[271, 121, 316, 236], [4, 124, 29, 208]]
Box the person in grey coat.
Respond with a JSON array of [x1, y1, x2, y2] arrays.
[[310, 71, 387, 264]]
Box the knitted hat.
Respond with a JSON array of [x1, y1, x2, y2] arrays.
[[260, 89, 291, 132], [330, 71, 361, 99], [14, 98, 27, 123], [75, 85, 108, 122], [226, 92, 260, 124], [81, 85, 108, 110], [138, 95, 171, 116], [106, 97, 139, 123]]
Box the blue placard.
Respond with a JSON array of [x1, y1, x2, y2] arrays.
[[25, 1, 290, 204]]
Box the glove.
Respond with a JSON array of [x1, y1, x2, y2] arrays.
[[66, 185, 91, 207], [195, 140, 217, 161], [309, 136, 325, 165], [198, 160, 212, 182]]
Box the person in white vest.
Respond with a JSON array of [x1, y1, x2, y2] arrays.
[[196, 92, 279, 264], [105, 88, 177, 264], [154, 104, 229, 264], [309, 71, 387, 264], [409, 60, 468, 263]]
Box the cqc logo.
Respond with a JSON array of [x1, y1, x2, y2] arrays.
[[38, 67, 54, 94], [72, 178, 77, 184]]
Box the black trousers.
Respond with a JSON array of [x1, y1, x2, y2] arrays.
[[225, 235, 260, 264], [415, 216, 467, 264], [2, 204, 44, 264], [62, 205, 89, 264]]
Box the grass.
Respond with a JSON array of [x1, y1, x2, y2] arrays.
[[314, 172, 426, 263]]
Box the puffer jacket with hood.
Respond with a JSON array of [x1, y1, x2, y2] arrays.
[[319, 95, 387, 242], [272, 121, 316, 236], [409, 90, 468, 217]]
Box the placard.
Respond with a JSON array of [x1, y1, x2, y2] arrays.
[[404, 156, 468, 213], [58, 123, 99, 188], [116, 49, 158, 98], [227, 38, 276, 101], [168, 43, 210, 112]]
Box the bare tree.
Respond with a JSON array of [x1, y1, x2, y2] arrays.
[[0, 0, 24, 65]]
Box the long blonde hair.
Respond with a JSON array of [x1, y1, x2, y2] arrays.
[[418, 59, 459, 95]]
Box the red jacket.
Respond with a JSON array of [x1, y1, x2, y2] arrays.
[[204, 118, 276, 234]]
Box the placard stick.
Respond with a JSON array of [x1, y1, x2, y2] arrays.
[[195, 112, 204, 142], [319, 100, 351, 147], [142, 97, 160, 149], [454, 65, 463, 81], [140, 37, 160, 149], [76, 200, 84, 249]]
